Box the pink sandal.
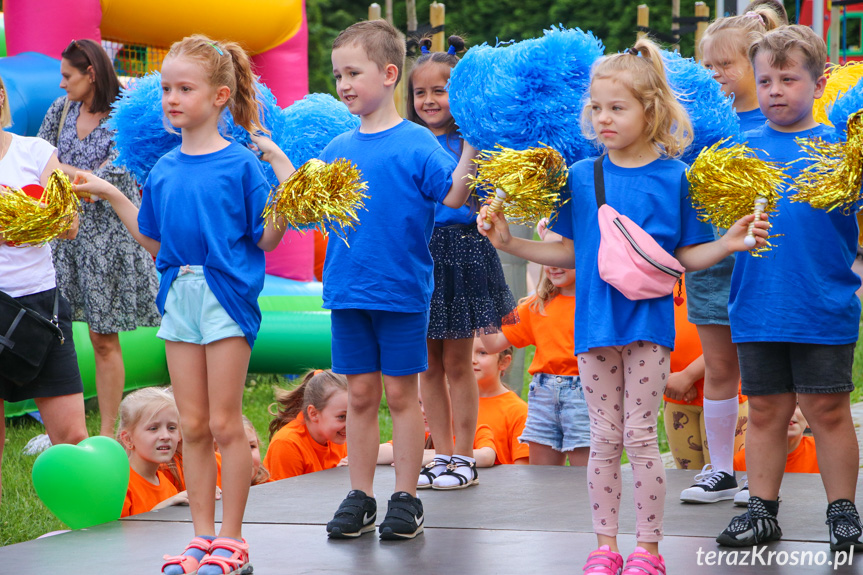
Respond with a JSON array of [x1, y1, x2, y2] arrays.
[[196, 537, 252, 575], [622, 547, 666, 575], [161, 536, 213, 574], [583, 545, 624, 574]]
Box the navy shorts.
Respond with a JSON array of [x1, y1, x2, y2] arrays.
[[737, 341, 855, 396], [330, 308, 430, 376]]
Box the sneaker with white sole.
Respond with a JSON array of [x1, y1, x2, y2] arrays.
[[326, 490, 377, 538], [827, 499, 863, 552], [716, 496, 782, 547], [734, 477, 782, 507], [379, 492, 424, 540], [680, 464, 738, 503]]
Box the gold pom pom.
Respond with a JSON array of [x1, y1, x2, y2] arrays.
[[813, 62, 863, 126], [0, 169, 80, 245], [687, 140, 788, 254], [790, 111, 863, 214], [262, 159, 369, 245], [469, 144, 568, 224]]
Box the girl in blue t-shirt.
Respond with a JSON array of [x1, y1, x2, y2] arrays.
[[478, 37, 768, 575], [75, 34, 293, 575], [406, 36, 516, 489], [681, 4, 785, 504]]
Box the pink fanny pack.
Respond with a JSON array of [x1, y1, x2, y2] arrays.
[[593, 155, 684, 301]]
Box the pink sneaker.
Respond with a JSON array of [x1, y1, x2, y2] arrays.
[[583, 545, 624, 574], [623, 547, 666, 575]]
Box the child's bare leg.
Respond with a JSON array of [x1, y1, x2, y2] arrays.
[[799, 392, 858, 502], [528, 443, 566, 466], [34, 393, 87, 445], [745, 393, 796, 500], [168, 341, 218, 537], [442, 338, 477, 456], [566, 447, 589, 466], [420, 340, 453, 456], [346, 372, 383, 495], [205, 337, 252, 539], [384, 373, 425, 495]]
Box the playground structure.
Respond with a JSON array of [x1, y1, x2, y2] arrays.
[[1, 0, 334, 417]]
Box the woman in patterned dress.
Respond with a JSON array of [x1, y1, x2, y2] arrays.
[[38, 39, 160, 437]]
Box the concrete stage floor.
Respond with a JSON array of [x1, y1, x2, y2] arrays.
[[2, 466, 861, 574]]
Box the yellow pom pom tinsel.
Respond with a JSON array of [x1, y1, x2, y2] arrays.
[[813, 62, 863, 126], [687, 140, 788, 253], [262, 158, 369, 244], [0, 170, 80, 245], [791, 111, 863, 213], [469, 144, 568, 224]]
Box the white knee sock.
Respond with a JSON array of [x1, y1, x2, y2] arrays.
[[703, 397, 739, 475]]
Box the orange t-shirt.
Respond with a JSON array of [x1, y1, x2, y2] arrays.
[[502, 294, 579, 376], [477, 391, 530, 464], [121, 468, 179, 517], [160, 449, 223, 491], [263, 413, 348, 481], [665, 277, 746, 406], [733, 436, 819, 473]]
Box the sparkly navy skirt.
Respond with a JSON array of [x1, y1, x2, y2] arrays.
[[427, 225, 518, 340]]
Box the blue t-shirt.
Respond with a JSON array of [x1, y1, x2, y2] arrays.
[[728, 124, 861, 344], [551, 156, 714, 354], [138, 142, 270, 348], [737, 108, 767, 133], [433, 133, 476, 227], [319, 120, 456, 312]]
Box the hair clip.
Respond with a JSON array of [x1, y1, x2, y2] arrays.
[[421, 45, 430, 55], [447, 45, 457, 55], [313, 369, 324, 375], [744, 11, 765, 25], [626, 47, 640, 56], [210, 42, 224, 56]]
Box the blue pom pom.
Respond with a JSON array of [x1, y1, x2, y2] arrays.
[[279, 93, 360, 166], [449, 26, 604, 164], [661, 50, 740, 164], [108, 73, 180, 183], [829, 79, 863, 139]]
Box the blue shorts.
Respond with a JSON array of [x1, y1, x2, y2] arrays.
[[519, 373, 591, 451], [330, 308, 429, 376], [157, 266, 244, 345], [686, 251, 734, 326]]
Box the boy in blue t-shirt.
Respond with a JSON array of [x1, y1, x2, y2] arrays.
[[717, 25, 863, 552], [321, 20, 478, 541]]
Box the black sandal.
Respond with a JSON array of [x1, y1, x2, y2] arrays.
[[431, 457, 478, 490]]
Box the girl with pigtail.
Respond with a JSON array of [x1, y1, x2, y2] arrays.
[[264, 369, 349, 480], [480, 37, 769, 574], [407, 35, 517, 490], [75, 34, 295, 575], [679, 2, 784, 505]]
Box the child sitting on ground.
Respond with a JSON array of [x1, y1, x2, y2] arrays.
[[243, 416, 271, 485], [264, 370, 348, 481], [117, 387, 188, 517]]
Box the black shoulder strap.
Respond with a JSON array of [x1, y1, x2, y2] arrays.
[[593, 154, 606, 208]]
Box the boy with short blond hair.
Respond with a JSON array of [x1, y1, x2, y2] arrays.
[[717, 25, 863, 551], [321, 19, 478, 540]]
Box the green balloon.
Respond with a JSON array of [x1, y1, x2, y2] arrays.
[[31, 436, 129, 529]]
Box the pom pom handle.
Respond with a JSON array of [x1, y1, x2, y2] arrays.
[[744, 196, 768, 248], [482, 188, 507, 230]]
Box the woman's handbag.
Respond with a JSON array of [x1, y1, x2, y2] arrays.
[[0, 289, 65, 385], [594, 155, 684, 300]]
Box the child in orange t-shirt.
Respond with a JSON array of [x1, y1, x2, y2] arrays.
[[243, 416, 271, 485], [663, 276, 749, 486], [264, 370, 348, 481], [472, 338, 529, 465], [161, 442, 224, 492], [116, 387, 188, 517], [480, 226, 588, 466]]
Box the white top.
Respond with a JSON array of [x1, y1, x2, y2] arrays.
[[0, 134, 58, 297]]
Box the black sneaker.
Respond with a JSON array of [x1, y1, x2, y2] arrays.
[[379, 492, 424, 540], [327, 490, 377, 539], [827, 499, 863, 552], [680, 464, 738, 503], [716, 496, 782, 547]]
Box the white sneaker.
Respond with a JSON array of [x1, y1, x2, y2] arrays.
[[734, 477, 782, 507], [680, 463, 738, 503]]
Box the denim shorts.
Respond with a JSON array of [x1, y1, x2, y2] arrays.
[[686, 249, 734, 326], [520, 372, 591, 451], [157, 266, 244, 345], [738, 341, 856, 396], [330, 308, 429, 376]]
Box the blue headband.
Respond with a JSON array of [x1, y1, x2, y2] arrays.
[[421, 45, 430, 55]]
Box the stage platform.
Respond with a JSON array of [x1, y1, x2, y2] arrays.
[[2, 466, 861, 574]]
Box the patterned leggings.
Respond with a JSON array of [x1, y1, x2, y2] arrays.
[[580, 341, 669, 543]]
